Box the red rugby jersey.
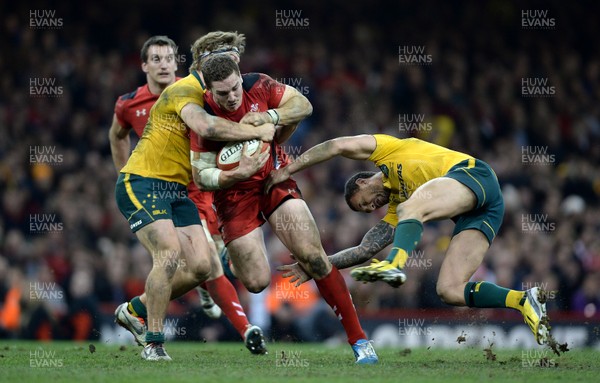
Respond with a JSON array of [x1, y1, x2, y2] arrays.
[[190, 73, 289, 188], [114, 84, 159, 138], [114, 78, 182, 137]]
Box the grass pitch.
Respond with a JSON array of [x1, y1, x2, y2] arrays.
[[0, 341, 598, 383]]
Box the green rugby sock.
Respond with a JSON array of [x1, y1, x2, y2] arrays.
[[129, 296, 147, 320], [464, 281, 524, 309], [145, 331, 165, 344], [385, 219, 423, 267]]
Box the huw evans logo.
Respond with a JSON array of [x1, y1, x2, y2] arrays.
[[30, 348, 63, 367], [398, 46, 432, 65], [274, 281, 310, 301], [398, 318, 432, 336], [29, 214, 63, 234], [275, 10, 309, 29], [29, 282, 64, 301], [275, 213, 309, 232], [275, 350, 309, 367], [521, 146, 555, 165], [30, 146, 63, 165], [29, 78, 63, 97], [521, 10, 555, 29], [521, 78, 555, 97], [521, 214, 556, 233], [276, 78, 310, 95], [29, 10, 63, 29], [399, 114, 433, 132]]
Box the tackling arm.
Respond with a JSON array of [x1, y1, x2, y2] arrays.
[[108, 114, 131, 173], [265, 134, 377, 192], [284, 134, 375, 175], [240, 85, 312, 143], [278, 221, 395, 286], [181, 103, 275, 142], [328, 221, 395, 269]]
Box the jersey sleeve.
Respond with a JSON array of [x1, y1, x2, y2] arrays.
[[114, 97, 130, 129], [257, 74, 286, 108], [191, 131, 222, 154], [367, 134, 401, 163], [169, 82, 205, 117], [382, 202, 399, 227], [189, 130, 201, 152], [369, 134, 402, 227]]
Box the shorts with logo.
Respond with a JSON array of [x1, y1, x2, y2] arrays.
[[214, 179, 302, 244], [188, 183, 219, 237], [115, 173, 200, 232], [444, 159, 505, 244]]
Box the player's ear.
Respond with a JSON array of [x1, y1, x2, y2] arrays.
[[356, 178, 368, 186], [141, 61, 149, 74]]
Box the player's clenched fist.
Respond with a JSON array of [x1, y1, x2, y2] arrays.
[[240, 111, 273, 126], [254, 122, 275, 142]]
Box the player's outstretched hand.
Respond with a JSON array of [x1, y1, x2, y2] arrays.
[[277, 262, 311, 287], [236, 142, 270, 179], [265, 167, 291, 194]]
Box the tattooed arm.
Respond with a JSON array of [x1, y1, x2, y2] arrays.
[[278, 221, 394, 286], [328, 221, 395, 269]]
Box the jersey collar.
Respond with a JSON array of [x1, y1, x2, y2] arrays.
[[191, 70, 206, 91]]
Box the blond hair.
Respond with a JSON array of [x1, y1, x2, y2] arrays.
[[189, 31, 246, 73]]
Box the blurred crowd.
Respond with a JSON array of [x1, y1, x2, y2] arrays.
[[1, 0, 599, 341]]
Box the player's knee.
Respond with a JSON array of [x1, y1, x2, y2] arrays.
[[396, 201, 424, 221], [291, 242, 328, 277], [207, 252, 224, 278], [436, 282, 462, 306], [153, 248, 181, 279], [305, 254, 331, 279], [245, 277, 270, 293], [188, 255, 212, 280], [292, 242, 322, 262]]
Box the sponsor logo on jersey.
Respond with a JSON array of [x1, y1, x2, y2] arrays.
[[130, 220, 142, 229]]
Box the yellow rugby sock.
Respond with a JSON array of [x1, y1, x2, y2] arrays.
[[505, 290, 526, 312]]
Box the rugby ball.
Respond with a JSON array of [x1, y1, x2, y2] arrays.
[[216, 139, 270, 171]]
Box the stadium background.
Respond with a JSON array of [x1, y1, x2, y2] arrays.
[[1, 0, 599, 348]]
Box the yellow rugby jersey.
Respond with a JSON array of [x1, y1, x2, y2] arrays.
[[121, 72, 206, 185], [368, 134, 474, 226]]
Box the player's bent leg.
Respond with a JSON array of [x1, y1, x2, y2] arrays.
[[436, 230, 489, 305], [439, 230, 548, 344], [226, 228, 271, 293], [135, 219, 181, 358], [268, 199, 331, 278], [197, 233, 223, 319], [218, 228, 269, 353], [269, 199, 377, 364], [397, 177, 478, 223], [391, 178, 475, 263], [168, 224, 211, 298], [200, 237, 265, 353], [355, 177, 479, 287]]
